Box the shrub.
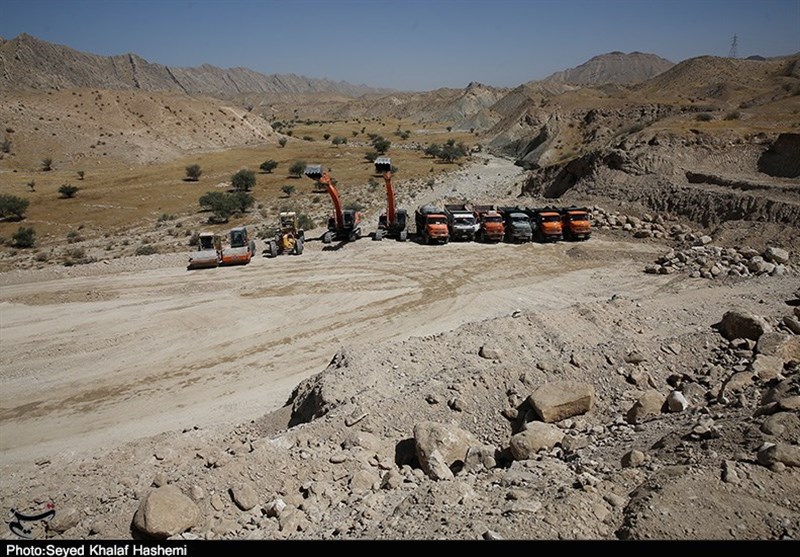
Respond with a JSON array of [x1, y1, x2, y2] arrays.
[[323, 133, 331, 140], [231, 169, 256, 192], [371, 136, 391, 153], [77, 170, 85, 180], [157, 213, 176, 222], [230, 191, 254, 214], [302, 136, 314, 142], [0, 194, 30, 220], [58, 184, 79, 198], [288, 161, 306, 178], [332, 136, 347, 145], [278, 137, 288, 147], [199, 191, 237, 222], [695, 112, 713, 122], [259, 160, 278, 173], [282, 185, 296, 197], [185, 164, 202, 181], [364, 150, 379, 162], [12, 226, 35, 248], [135, 244, 157, 256], [424, 144, 442, 159], [66, 230, 83, 243], [41, 157, 53, 171], [724, 111, 741, 120], [1, 137, 11, 153]]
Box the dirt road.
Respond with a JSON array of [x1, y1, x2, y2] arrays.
[[0, 228, 669, 466]]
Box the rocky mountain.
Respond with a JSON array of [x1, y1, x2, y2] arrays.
[[0, 33, 392, 97], [539, 51, 675, 86]]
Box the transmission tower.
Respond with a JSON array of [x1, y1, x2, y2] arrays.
[[728, 34, 738, 58]]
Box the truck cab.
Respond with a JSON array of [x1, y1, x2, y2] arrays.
[[415, 205, 450, 245], [444, 204, 477, 242], [526, 207, 563, 242]]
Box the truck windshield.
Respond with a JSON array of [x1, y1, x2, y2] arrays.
[[541, 215, 560, 222], [430, 217, 447, 225], [455, 218, 474, 225], [568, 213, 588, 221], [485, 216, 502, 223]]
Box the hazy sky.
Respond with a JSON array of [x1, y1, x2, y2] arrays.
[[1, 0, 798, 91]]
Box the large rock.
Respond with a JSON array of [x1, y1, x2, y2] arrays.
[[718, 310, 773, 341], [133, 485, 199, 539], [509, 422, 565, 460], [756, 332, 800, 362], [413, 422, 480, 480], [626, 390, 665, 423], [527, 381, 596, 423]]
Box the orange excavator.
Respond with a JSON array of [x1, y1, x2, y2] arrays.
[[304, 165, 364, 244], [372, 157, 408, 242]]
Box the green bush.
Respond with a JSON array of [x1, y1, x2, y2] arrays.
[[135, 244, 157, 256], [371, 136, 391, 154], [724, 111, 741, 120], [59, 184, 79, 198], [0, 194, 30, 220], [12, 226, 35, 248], [231, 169, 256, 192], [289, 161, 306, 178], [41, 157, 53, 171], [695, 112, 713, 122], [332, 136, 347, 145], [185, 164, 202, 181], [282, 185, 296, 197], [278, 137, 288, 147], [259, 160, 278, 173], [77, 170, 85, 180]]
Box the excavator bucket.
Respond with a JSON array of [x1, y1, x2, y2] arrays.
[[304, 165, 324, 180], [374, 156, 392, 174]]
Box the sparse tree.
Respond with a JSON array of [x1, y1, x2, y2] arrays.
[[439, 139, 468, 163], [278, 136, 288, 147], [372, 137, 391, 154], [424, 143, 442, 159], [41, 157, 53, 171], [288, 161, 306, 178], [230, 191, 254, 214], [199, 191, 237, 223], [12, 226, 35, 248], [364, 150, 379, 162], [185, 164, 202, 181], [282, 185, 296, 197], [260, 160, 278, 173], [231, 169, 256, 192], [0, 194, 29, 220], [77, 170, 85, 180], [323, 133, 331, 140], [58, 184, 79, 198], [332, 136, 347, 145]]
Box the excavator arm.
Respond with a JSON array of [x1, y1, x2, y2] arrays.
[[375, 157, 396, 227], [305, 166, 344, 231]]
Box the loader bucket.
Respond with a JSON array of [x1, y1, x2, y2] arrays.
[[304, 165, 323, 180]]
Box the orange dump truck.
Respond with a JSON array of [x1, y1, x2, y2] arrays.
[[560, 206, 592, 241], [415, 205, 450, 245], [473, 204, 505, 243], [526, 207, 563, 242]]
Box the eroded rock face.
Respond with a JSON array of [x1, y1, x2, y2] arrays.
[[758, 133, 800, 178]]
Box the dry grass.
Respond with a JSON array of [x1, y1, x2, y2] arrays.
[[0, 113, 476, 255]]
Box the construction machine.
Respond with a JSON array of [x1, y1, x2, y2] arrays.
[[264, 211, 305, 257], [560, 206, 592, 241], [525, 206, 563, 242], [415, 204, 450, 245], [473, 204, 505, 243], [187, 231, 221, 270], [498, 206, 534, 243], [444, 203, 478, 242], [220, 225, 257, 265], [372, 157, 408, 242], [304, 165, 364, 244]]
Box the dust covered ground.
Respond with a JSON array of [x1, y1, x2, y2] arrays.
[[1, 155, 799, 541]]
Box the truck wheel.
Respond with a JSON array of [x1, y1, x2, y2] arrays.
[[373, 230, 383, 241], [399, 230, 407, 242], [323, 232, 332, 244], [268, 241, 278, 258], [294, 238, 304, 255]]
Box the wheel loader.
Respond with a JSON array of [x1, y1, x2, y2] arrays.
[[264, 211, 305, 257]]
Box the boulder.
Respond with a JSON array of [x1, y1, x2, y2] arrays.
[[718, 310, 772, 341], [527, 381, 596, 423], [133, 485, 199, 539]]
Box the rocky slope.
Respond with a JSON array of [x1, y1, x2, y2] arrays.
[[539, 51, 675, 86]]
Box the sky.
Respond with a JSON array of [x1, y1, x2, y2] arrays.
[[1, 0, 798, 91]]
